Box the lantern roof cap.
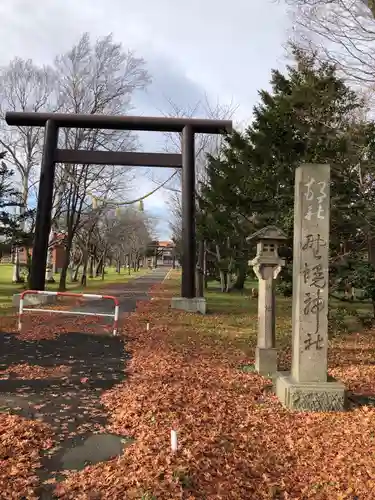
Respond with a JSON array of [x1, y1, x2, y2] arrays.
[[246, 225, 287, 242]]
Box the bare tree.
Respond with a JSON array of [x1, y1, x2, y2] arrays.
[[156, 94, 238, 189], [50, 33, 151, 290], [78, 206, 152, 282], [125, 211, 152, 271], [161, 95, 238, 236], [284, 0, 375, 90], [157, 95, 238, 294], [0, 58, 57, 281], [0, 58, 57, 203]]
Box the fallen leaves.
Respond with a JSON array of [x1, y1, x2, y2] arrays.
[[0, 413, 53, 500], [4, 273, 375, 498], [0, 363, 71, 380], [0, 301, 125, 498], [50, 278, 375, 499]]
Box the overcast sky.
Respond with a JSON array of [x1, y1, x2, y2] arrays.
[[0, 0, 291, 239]]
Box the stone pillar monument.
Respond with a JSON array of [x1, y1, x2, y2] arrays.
[[247, 226, 287, 376], [275, 164, 345, 411]]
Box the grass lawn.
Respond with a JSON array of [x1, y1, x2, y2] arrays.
[[192, 278, 374, 354], [0, 263, 148, 314], [161, 277, 294, 360]]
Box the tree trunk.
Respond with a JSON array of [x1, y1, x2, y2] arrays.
[[368, 234, 375, 267], [81, 272, 87, 286], [13, 174, 29, 284], [225, 238, 233, 293], [204, 241, 208, 289], [81, 251, 89, 286], [154, 248, 158, 268], [59, 238, 73, 291], [45, 230, 55, 283], [368, 234, 375, 316], [26, 250, 32, 287], [72, 262, 80, 282], [80, 246, 90, 285], [219, 271, 226, 292], [233, 260, 247, 291], [196, 240, 204, 297], [89, 255, 94, 278], [95, 256, 103, 277], [101, 250, 107, 280], [215, 244, 226, 293], [226, 269, 232, 293], [12, 247, 23, 283]]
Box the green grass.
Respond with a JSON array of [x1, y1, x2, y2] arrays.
[[0, 263, 149, 313], [205, 279, 289, 315], [201, 278, 374, 344], [189, 281, 373, 344], [201, 281, 291, 352], [164, 273, 375, 361]]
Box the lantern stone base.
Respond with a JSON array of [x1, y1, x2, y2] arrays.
[[255, 347, 278, 377], [12, 293, 58, 308], [171, 297, 206, 314], [274, 371, 346, 412]]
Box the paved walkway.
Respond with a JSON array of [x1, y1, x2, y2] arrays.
[[0, 268, 169, 499], [74, 267, 168, 315]]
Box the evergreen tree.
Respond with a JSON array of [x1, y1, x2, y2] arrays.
[[0, 152, 31, 249], [200, 48, 369, 292]]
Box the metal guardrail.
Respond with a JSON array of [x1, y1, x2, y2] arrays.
[[18, 290, 120, 336]]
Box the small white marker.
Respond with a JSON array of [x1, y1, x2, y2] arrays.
[[146, 321, 150, 332], [171, 430, 178, 452]]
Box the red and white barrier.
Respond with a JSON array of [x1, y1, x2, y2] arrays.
[[18, 290, 120, 336]]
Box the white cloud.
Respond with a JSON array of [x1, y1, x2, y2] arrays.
[[0, 0, 290, 122]]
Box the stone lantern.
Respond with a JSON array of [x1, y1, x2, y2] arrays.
[[247, 225, 287, 376]]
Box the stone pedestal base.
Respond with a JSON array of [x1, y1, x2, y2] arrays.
[[171, 297, 206, 314], [12, 293, 58, 308], [255, 347, 278, 377], [274, 371, 346, 412]]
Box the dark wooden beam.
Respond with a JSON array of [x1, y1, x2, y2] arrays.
[[29, 120, 58, 290], [6, 111, 233, 134], [54, 149, 182, 168], [181, 125, 196, 298]]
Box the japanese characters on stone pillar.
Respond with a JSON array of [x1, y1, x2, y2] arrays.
[[291, 165, 330, 383], [275, 164, 346, 412], [247, 226, 287, 376]]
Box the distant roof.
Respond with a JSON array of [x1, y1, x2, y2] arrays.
[[158, 240, 174, 248]]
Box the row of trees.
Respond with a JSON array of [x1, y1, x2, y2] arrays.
[[0, 32, 155, 289], [58, 204, 154, 285], [171, 45, 375, 311], [0, 158, 155, 285]]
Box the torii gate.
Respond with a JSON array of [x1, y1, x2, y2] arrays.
[[6, 112, 232, 312]]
